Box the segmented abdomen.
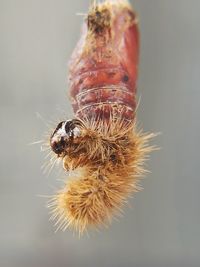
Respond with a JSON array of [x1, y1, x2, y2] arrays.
[[69, 2, 139, 122]]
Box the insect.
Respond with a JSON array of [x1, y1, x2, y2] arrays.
[[47, 0, 155, 234]]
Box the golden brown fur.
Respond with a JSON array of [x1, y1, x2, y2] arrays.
[[48, 117, 155, 234]]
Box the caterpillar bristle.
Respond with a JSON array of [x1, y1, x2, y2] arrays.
[[48, 122, 155, 234]]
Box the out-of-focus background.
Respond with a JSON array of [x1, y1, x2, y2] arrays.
[[0, 0, 200, 266]]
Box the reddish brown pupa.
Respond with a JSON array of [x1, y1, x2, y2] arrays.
[[69, 0, 139, 122], [47, 0, 155, 234]]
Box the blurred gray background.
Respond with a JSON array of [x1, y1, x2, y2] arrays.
[[0, 0, 200, 266]]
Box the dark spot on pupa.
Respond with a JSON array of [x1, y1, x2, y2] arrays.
[[122, 75, 129, 83]]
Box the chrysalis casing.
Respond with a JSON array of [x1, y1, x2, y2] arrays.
[[48, 0, 154, 234], [69, 1, 139, 121]]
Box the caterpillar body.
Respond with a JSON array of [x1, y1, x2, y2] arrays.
[[48, 0, 154, 234]]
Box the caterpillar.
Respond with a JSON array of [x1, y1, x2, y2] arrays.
[[47, 0, 155, 234]]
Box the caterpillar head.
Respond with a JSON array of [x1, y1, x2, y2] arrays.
[[50, 119, 85, 156]]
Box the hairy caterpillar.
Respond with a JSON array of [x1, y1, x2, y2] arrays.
[[47, 0, 155, 234]]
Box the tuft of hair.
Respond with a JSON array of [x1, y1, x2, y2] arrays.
[[47, 119, 156, 235]]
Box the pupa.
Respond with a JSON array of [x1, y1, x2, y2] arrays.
[[47, 0, 155, 234]]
